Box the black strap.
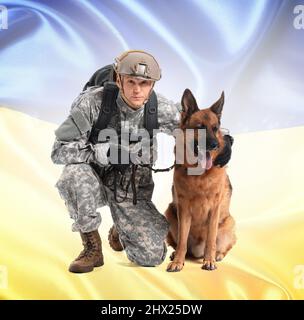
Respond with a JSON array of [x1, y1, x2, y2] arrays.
[[88, 82, 119, 144], [144, 91, 159, 137], [90, 86, 158, 144], [104, 166, 134, 204], [130, 164, 138, 205]]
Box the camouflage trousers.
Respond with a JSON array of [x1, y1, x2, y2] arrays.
[[55, 163, 169, 266]]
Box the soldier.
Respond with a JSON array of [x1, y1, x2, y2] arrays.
[[51, 50, 233, 273]]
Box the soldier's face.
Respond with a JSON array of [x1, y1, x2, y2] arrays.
[[120, 75, 154, 109]]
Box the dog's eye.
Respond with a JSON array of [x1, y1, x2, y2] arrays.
[[212, 126, 218, 132]]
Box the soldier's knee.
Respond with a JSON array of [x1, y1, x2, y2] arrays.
[[126, 243, 167, 267], [63, 163, 92, 178], [56, 163, 95, 191]]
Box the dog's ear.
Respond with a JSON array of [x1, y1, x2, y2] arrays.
[[181, 89, 199, 124], [210, 91, 224, 120]]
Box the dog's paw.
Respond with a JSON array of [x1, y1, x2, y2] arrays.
[[169, 251, 176, 261], [216, 253, 225, 262], [166, 261, 184, 272], [201, 260, 217, 271]]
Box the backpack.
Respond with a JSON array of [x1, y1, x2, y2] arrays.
[[83, 64, 159, 144]]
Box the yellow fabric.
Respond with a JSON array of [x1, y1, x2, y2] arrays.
[[0, 106, 303, 300]]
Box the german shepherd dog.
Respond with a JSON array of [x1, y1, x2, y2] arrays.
[[165, 89, 236, 272]]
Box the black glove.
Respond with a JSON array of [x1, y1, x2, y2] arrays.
[[213, 134, 234, 167]]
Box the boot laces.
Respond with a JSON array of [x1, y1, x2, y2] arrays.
[[76, 233, 99, 260]]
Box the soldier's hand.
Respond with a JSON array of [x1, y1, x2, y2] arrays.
[[91, 142, 110, 165]]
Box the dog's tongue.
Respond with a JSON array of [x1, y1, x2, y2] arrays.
[[199, 151, 213, 170], [205, 151, 213, 170]]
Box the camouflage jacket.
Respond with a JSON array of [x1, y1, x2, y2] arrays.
[[51, 86, 182, 165]]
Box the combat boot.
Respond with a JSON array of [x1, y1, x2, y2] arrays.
[[108, 225, 124, 251], [69, 230, 104, 273]]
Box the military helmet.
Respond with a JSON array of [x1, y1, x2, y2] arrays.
[[114, 50, 161, 81]]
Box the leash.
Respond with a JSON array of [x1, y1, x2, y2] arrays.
[[103, 164, 139, 205], [138, 163, 175, 173], [101, 162, 175, 206]]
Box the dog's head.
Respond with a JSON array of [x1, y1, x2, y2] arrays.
[[179, 88, 225, 171]]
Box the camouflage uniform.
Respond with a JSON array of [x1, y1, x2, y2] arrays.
[[51, 86, 181, 266]]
